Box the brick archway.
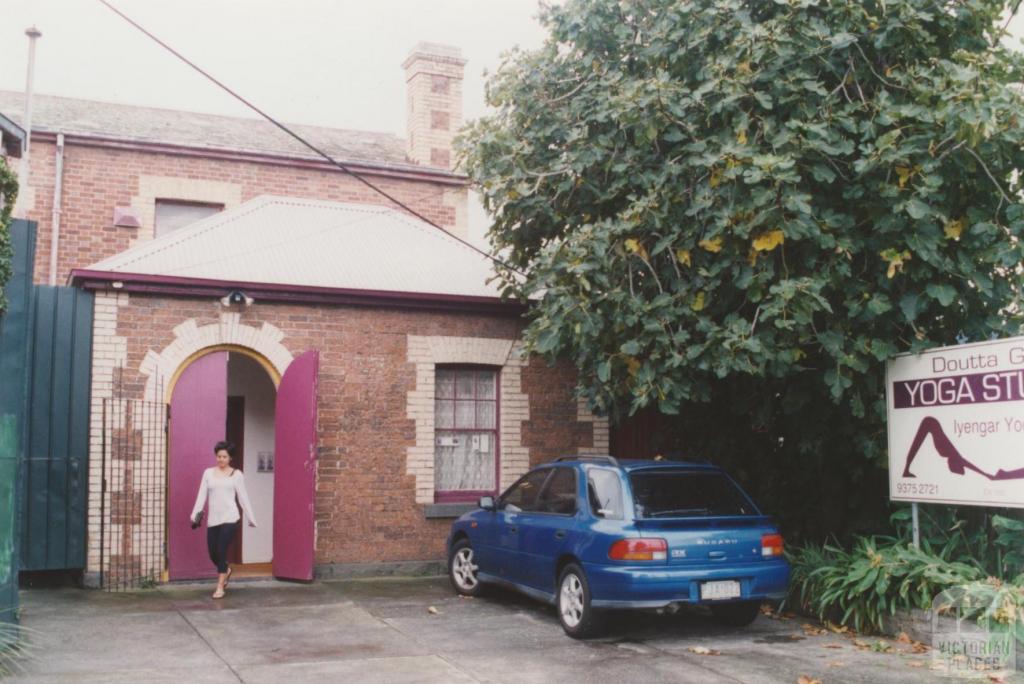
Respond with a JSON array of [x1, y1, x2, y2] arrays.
[[140, 312, 293, 403]]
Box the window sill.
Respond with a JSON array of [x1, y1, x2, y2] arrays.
[[424, 502, 478, 519]]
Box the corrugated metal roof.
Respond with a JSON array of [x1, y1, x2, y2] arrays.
[[90, 196, 503, 298], [0, 90, 427, 170]]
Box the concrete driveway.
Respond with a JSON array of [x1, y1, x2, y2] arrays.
[[5, 576, 1011, 683]]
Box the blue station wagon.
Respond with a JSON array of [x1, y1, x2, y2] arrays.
[[447, 456, 789, 638]]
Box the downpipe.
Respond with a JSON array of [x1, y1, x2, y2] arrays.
[[49, 133, 64, 285]]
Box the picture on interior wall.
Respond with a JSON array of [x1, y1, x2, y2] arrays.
[[258, 451, 274, 473]]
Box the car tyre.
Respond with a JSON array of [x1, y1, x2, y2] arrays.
[[448, 538, 485, 597], [557, 563, 603, 638], [709, 600, 762, 627]]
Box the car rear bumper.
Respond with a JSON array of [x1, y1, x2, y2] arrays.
[[584, 559, 790, 609]]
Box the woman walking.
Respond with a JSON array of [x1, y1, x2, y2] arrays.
[[190, 441, 257, 598]]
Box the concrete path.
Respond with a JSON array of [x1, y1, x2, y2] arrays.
[[4, 577, 1014, 683]]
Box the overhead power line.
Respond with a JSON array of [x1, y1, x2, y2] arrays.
[[96, 0, 520, 275]]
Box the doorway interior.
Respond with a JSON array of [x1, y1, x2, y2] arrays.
[[167, 346, 317, 582], [225, 351, 276, 576]]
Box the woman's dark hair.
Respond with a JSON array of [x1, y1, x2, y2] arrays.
[[214, 441, 235, 456]]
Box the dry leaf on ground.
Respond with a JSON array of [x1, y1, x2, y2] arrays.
[[826, 620, 849, 634], [896, 632, 912, 644], [907, 660, 925, 668], [427, 606, 440, 615], [797, 676, 822, 684], [823, 643, 843, 649], [688, 646, 722, 656]]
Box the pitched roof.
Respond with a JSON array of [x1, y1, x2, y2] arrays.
[[0, 111, 25, 158], [87, 196, 504, 300], [0, 90, 419, 170]]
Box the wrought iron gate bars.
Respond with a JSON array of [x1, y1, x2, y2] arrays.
[[99, 370, 167, 591]]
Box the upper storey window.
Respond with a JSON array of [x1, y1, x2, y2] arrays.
[[154, 200, 223, 238]]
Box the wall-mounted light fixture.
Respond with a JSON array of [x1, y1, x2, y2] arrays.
[[220, 290, 253, 307]]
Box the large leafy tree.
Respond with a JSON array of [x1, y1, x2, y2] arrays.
[[463, 0, 1024, 537], [0, 156, 17, 314]]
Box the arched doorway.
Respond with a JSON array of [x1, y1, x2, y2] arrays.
[[165, 347, 319, 582]]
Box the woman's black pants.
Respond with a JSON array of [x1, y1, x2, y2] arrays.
[[207, 522, 238, 574]]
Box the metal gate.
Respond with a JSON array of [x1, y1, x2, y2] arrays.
[[99, 391, 168, 591], [21, 284, 93, 571], [0, 220, 37, 623]]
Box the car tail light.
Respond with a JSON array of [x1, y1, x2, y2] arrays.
[[762, 533, 784, 558], [608, 538, 667, 561]]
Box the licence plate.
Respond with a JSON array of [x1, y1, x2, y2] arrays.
[[700, 580, 741, 600]]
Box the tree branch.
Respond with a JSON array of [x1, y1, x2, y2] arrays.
[[962, 146, 1013, 206]]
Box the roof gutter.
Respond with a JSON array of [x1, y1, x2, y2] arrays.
[[69, 269, 529, 317], [29, 131, 468, 186]]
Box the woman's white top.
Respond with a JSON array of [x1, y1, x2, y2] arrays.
[[191, 467, 257, 527]]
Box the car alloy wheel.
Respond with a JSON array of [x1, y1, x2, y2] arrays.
[[559, 573, 584, 627], [556, 563, 603, 638], [448, 539, 483, 597]]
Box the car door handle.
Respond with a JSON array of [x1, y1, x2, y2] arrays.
[[554, 530, 567, 540], [708, 551, 726, 560]]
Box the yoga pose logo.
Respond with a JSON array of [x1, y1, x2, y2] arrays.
[[902, 417, 1024, 481]]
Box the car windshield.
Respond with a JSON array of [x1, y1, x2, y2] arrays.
[[629, 470, 755, 518]]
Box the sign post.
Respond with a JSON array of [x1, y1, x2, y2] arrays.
[[911, 502, 920, 549], [886, 336, 1024, 510]]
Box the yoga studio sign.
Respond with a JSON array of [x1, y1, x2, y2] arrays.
[[886, 337, 1024, 508]]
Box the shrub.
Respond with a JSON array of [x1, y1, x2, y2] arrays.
[[787, 536, 983, 633]]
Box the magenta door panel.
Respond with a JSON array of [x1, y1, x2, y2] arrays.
[[273, 350, 319, 581], [168, 351, 228, 580]]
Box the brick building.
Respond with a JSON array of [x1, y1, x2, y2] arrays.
[[3, 44, 608, 584]]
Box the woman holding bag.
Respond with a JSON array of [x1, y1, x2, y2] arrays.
[[190, 441, 258, 599]]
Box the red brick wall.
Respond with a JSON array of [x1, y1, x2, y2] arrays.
[[521, 360, 594, 464], [21, 140, 462, 285], [108, 294, 591, 565]]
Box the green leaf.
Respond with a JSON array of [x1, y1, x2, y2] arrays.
[[905, 199, 931, 220], [925, 283, 957, 307]]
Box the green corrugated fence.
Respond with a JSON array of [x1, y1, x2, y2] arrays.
[[21, 285, 93, 571], [0, 219, 37, 624]]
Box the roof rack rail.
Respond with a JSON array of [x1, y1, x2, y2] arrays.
[[554, 455, 620, 467]]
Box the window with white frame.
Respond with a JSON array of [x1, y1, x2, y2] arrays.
[[434, 367, 498, 501]]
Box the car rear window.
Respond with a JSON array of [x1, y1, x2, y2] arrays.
[[629, 470, 755, 518]]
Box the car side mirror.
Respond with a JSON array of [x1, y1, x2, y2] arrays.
[[478, 496, 496, 511]]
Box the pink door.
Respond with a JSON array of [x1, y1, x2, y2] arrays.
[[167, 351, 228, 580], [272, 350, 319, 581]]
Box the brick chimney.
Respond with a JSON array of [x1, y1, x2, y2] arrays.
[[403, 43, 466, 170]]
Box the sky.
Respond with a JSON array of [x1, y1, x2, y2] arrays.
[[0, 0, 552, 131], [0, 0, 554, 245]]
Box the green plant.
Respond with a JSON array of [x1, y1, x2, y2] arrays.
[[889, 505, 1024, 579], [0, 156, 18, 314], [0, 621, 37, 677], [0, 157, 17, 315], [947, 576, 1024, 642], [787, 536, 984, 633]]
